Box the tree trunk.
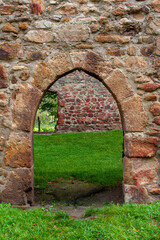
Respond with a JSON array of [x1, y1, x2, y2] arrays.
[[38, 116, 41, 132]]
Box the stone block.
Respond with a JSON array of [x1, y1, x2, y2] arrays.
[[70, 51, 86, 68], [0, 43, 21, 59], [32, 62, 55, 91], [104, 70, 134, 103], [124, 184, 149, 203], [149, 102, 160, 116], [123, 157, 159, 185], [121, 96, 148, 132], [153, 117, 160, 125], [137, 83, 160, 92], [124, 137, 158, 158], [95, 33, 130, 43], [125, 56, 147, 69], [2, 22, 18, 34], [25, 30, 53, 43], [0, 65, 8, 89], [12, 83, 43, 131], [30, 0, 45, 15], [1, 168, 33, 205], [49, 53, 73, 77], [83, 51, 113, 80], [5, 132, 32, 168]]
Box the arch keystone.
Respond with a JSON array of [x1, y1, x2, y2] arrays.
[[70, 51, 86, 68], [82, 51, 113, 80]]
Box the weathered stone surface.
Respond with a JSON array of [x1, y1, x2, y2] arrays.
[[150, 188, 160, 195], [124, 185, 149, 203], [95, 34, 130, 43], [25, 30, 53, 43], [152, 0, 160, 12], [124, 157, 159, 185], [156, 37, 160, 55], [127, 46, 136, 56], [121, 96, 148, 132], [5, 132, 32, 168], [30, 0, 45, 15], [49, 53, 73, 77], [0, 43, 21, 59], [70, 51, 86, 68], [113, 6, 125, 15], [27, 51, 45, 61], [0, 65, 8, 89], [107, 47, 125, 56], [32, 62, 55, 91], [12, 83, 43, 131], [149, 102, 160, 116], [125, 57, 147, 69], [19, 22, 28, 30], [137, 83, 160, 92], [141, 46, 154, 56], [144, 94, 157, 101], [34, 20, 52, 29], [0, 93, 8, 106], [135, 75, 151, 83], [57, 24, 89, 42], [146, 18, 160, 35], [153, 117, 160, 125], [20, 71, 30, 81], [1, 168, 33, 205], [2, 22, 18, 34], [12, 65, 28, 71], [58, 3, 78, 15], [0, 4, 27, 15], [83, 51, 113, 80], [124, 137, 158, 158], [104, 70, 134, 103]]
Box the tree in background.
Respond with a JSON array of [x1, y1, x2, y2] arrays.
[[35, 91, 58, 132]]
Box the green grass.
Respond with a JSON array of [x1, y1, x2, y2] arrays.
[[34, 122, 56, 132], [33, 130, 123, 189], [0, 202, 159, 239]]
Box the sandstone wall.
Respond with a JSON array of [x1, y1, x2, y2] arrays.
[[50, 71, 122, 132], [0, 0, 159, 205]]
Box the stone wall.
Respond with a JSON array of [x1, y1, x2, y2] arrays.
[[50, 70, 122, 132], [0, 0, 160, 205]]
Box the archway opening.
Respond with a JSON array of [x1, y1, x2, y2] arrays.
[[33, 70, 124, 206]]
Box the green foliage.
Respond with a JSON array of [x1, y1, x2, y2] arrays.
[[34, 130, 123, 189], [0, 202, 160, 239], [39, 91, 58, 118]]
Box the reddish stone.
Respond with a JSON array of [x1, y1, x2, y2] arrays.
[[113, 7, 125, 15], [144, 94, 157, 101], [149, 102, 160, 116], [0, 4, 27, 15], [0, 65, 8, 89], [20, 71, 30, 81], [124, 137, 158, 158], [150, 188, 160, 195], [58, 3, 78, 15], [95, 34, 130, 44], [106, 47, 125, 56], [12, 83, 43, 131], [5, 132, 32, 168], [30, 0, 45, 15], [1, 168, 33, 205], [27, 51, 45, 61], [141, 46, 154, 56], [137, 83, 160, 92], [0, 43, 21, 60], [153, 117, 160, 125]]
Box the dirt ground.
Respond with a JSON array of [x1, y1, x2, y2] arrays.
[[33, 180, 124, 218]]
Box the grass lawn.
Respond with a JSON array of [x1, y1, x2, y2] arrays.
[[33, 130, 123, 189], [0, 202, 160, 239]]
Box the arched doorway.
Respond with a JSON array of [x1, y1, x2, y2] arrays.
[[2, 51, 152, 205]]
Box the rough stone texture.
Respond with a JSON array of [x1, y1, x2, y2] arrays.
[[5, 132, 32, 168], [32, 62, 55, 91], [124, 137, 158, 158], [0, 168, 33, 205], [0, 43, 21, 59], [123, 157, 159, 185], [104, 69, 134, 103], [0, 65, 8, 89], [12, 83, 43, 131], [121, 96, 148, 132], [124, 185, 149, 204], [25, 30, 53, 43], [50, 71, 122, 133], [0, 0, 159, 205]]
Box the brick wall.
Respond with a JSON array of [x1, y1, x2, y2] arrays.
[[50, 71, 122, 132]]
